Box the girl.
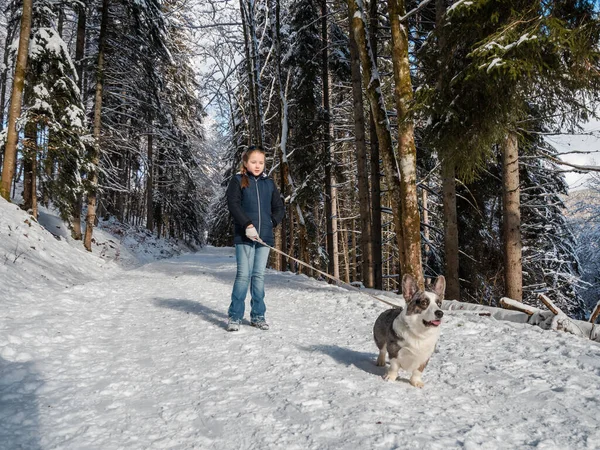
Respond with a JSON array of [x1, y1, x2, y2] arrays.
[[225, 146, 285, 331]]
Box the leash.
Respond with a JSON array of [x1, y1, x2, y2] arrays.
[[253, 237, 402, 308]]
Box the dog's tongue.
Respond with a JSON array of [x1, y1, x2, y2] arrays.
[[431, 320, 441, 326]]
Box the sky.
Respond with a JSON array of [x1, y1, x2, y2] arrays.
[[551, 118, 600, 191], [1, 198, 600, 449]]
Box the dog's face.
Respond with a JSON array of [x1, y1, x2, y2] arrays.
[[402, 274, 446, 329]]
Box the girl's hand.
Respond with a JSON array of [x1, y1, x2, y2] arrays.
[[245, 225, 259, 241]]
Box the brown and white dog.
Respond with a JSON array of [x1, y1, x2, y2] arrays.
[[373, 274, 446, 388]]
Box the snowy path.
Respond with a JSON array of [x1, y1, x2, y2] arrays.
[[1, 246, 600, 449]]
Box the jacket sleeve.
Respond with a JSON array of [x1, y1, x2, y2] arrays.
[[226, 175, 253, 229], [270, 181, 285, 227]]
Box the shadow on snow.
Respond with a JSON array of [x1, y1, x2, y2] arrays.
[[152, 298, 253, 330], [0, 356, 41, 449], [302, 344, 382, 377]]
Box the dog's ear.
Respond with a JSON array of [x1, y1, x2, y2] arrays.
[[402, 274, 418, 301], [433, 275, 446, 300]]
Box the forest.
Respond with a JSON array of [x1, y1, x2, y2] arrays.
[[1, 0, 600, 319]]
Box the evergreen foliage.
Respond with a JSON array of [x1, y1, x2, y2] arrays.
[[418, 0, 600, 180], [21, 0, 87, 222]]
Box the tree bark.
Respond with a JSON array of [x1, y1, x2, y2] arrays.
[[239, 0, 263, 147], [70, 2, 87, 241], [442, 162, 460, 300], [322, 0, 339, 279], [84, 0, 109, 252], [22, 121, 37, 216], [0, 24, 16, 170], [368, 0, 383, 290], [348, 4, 373, 287], [435, 0, 460, 300], [1, 0, 33, 201], [502, 131, 523, 300], [589, 302, 600, 324], [348, 0, 406, 288], [387, 0, 424, 288], [239, 0, 257, 145], [146, 126, 154, 231], [247, 0, 264, 147]]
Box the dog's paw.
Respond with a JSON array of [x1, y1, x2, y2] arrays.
[[375, 357, 386, 367], [409, 377, 424, 388], [382, 372, 397, 382]]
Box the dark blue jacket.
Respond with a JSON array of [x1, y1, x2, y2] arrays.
[[226, 172, 285, 246]]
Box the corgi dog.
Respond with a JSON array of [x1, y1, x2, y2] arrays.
[[373, 274, 446, 388]]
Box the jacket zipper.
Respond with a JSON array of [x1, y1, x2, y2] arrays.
[[255, 176, 261, 237]]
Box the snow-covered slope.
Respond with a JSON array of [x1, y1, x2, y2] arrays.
[[0, 198, 189, 297], [1, 199, 599, 449]]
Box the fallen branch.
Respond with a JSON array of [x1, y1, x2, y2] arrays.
[[499, 297, 539, 316], [537, 293, 563, 316], [443, 298, 600, 343], [589, 301, 600, 324], [442, 300, 530, 323]]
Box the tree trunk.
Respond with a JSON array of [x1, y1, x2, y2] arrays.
[[22, 121, 37, 216], [272, 0, 306, 270], [348, 0, 406, 287], [351, 217, 358, 281], [84, 0, 109, 252], [146, 126, 154, 231], [247, 0, 264, 147], [239, 0, 263, 146], [1, 0, 33, 201], [239, 0, 256, 145], [436, 0, 460, 300], [368, 0, 383, 290], [322, 0, 338, 279], [387, 0, 424, 288], [422, 187, 429, 257], [502, 131, 523, 300], [0, 25, 16, 170], [70, 3, 86, 240], [348, 4, 373, 287], [442, 162, 460, 300]]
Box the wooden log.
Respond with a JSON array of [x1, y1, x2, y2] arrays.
[[589, 302, 600, 324], [537, 293, 564, 316], [499, 297, 539, 316], [442, 300, 530, 323], [443, 298, 599, 342]]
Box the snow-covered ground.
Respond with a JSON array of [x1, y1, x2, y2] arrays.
[[1, 198, 600, 449]]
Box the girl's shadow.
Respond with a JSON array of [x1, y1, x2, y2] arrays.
[[153, 298, 237, 329]]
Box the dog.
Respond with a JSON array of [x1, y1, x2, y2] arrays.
[[373, 273, 445, 388]]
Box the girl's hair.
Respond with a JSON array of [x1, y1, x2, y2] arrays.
[[240, 145, 266, 189]]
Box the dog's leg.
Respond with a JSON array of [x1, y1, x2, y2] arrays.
[[376, 344, 387, 366], [409, 360, 429, 388], [409, 370, 424, 388], [383, 358, 400, 381]]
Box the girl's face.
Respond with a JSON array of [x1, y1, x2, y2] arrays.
[[244, 151, 265, 176]]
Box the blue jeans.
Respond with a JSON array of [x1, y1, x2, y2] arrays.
[[228, 243, 271, 322]]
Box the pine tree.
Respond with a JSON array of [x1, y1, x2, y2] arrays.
[[418, 0, 600, 304], [21, 0, 86, 221]]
